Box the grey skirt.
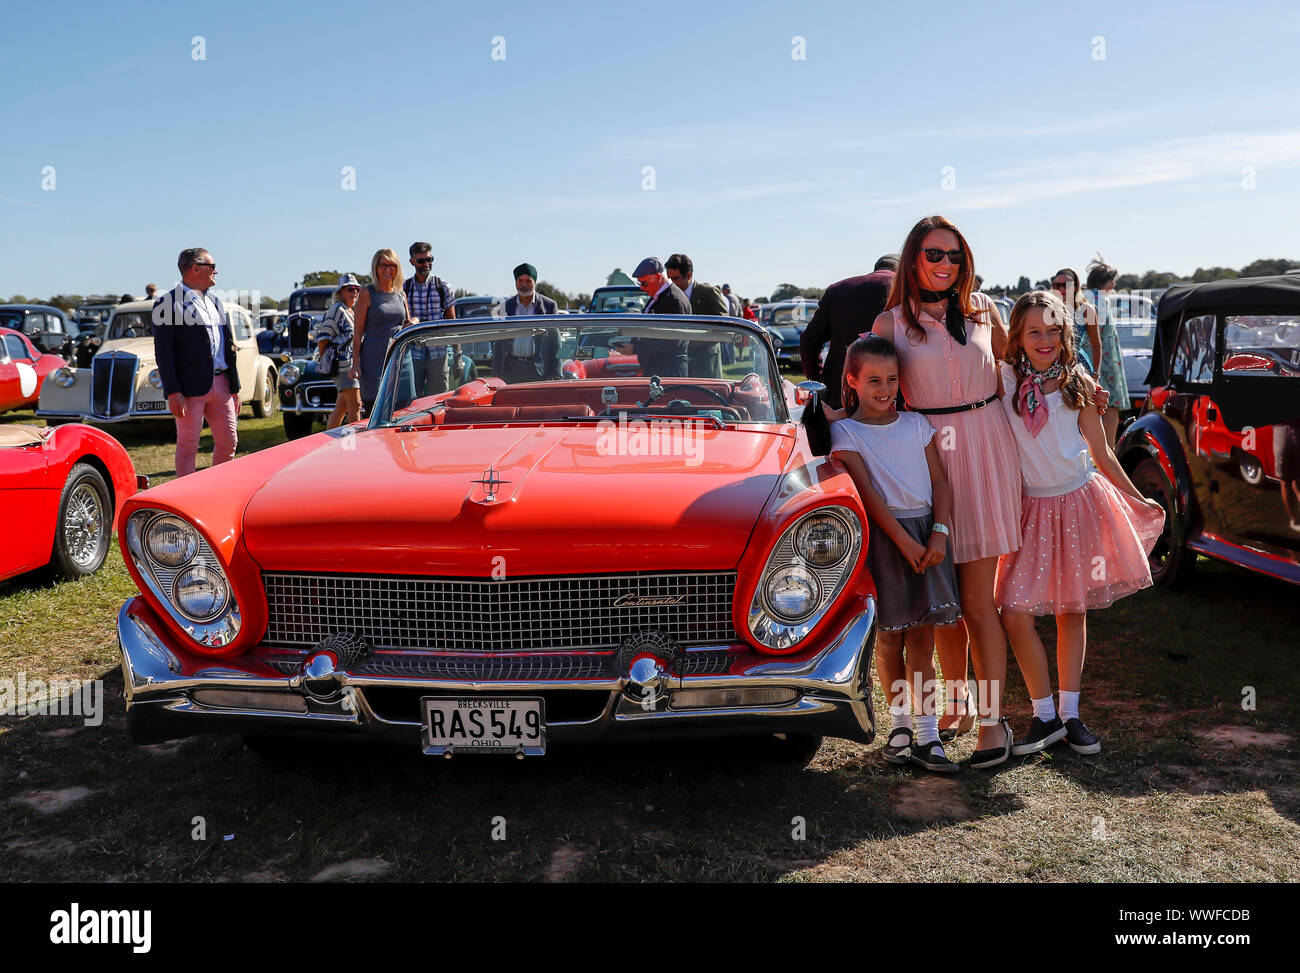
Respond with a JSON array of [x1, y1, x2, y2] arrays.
[[335, 371, 360, 392], [868, 508, 961, 632]]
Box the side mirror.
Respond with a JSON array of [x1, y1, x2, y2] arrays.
[[795, 380, 826, 406]]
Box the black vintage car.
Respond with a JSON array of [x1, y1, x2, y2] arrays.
[[0, 304, 73, 357], [1118, 275, 1300, 588], [258, 286, 334, 359]]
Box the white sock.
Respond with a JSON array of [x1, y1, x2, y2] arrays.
[[1032, 695, 1057, 722], [914, 714, 940, 746], [1059, 690, 1080, 721], [889, 704, 911, 731]]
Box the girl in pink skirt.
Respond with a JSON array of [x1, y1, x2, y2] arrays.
[[994, 291, 1165, 756]]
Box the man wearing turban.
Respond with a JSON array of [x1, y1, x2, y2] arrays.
[[492, 262, 561, 383]]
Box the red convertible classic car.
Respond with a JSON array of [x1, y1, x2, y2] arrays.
[[1, 326, 66, 414], [1120, 275, 1300, 587], [1, 422, 142, 582], [117, 315, 877, 763]]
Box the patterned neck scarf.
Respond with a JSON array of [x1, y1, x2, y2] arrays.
[[1016, 357, 1064, 437]]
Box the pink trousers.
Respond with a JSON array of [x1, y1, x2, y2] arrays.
[[174, 372, 239, 477]]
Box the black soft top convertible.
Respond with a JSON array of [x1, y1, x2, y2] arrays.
[[1146, 274, 1300, 430]]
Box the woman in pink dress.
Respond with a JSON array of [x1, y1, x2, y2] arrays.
[[868, 215, 1022, 768]]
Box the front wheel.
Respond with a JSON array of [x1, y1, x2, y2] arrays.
[[282, 411, 316, 440], [251, 372, 276, 418], [49, 462, 112, 579], [1132, 457, 1196, 588]]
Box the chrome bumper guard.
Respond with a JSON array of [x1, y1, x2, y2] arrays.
[[117, 596, 877, 747]]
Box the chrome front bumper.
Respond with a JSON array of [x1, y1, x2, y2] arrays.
[[117, 596, 877, 748]]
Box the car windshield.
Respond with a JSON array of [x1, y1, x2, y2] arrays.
[[0, 310, 22, 329], [1108, 293, 1156, 319], [1113, 318, 1157, 351], [290, 291, 332, 313], [771, 303, 816, 326], [455, 299, 503, 319], [591, 290, 648, 313], [108, 312, 153, 340], [370, 317, 785, 427]]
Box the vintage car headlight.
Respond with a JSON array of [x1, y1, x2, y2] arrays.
[[147, 368, 163, 389], [144, 514, 198, 566], [125, 509, 241, 646], [748, 506, 862, 651], [279, 363, 300, 386], [173, 563, 229, 622], [273, 321, 286, 334], [53, 366, 76, 388], [794, 514, 851, 566], [764, 565, 821, 621]]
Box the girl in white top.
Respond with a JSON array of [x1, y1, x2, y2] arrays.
[[993, 291, 1165, 756], [830, 335, 961, 773]]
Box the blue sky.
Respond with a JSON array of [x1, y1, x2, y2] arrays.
[[3, 0, 1298, 302]]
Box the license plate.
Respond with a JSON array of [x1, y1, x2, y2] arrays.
[[421, 697, 546, 756], [136, 400, 167, 411]]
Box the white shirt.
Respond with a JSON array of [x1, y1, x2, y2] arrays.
[[998, 363, 1095, 496], [830, 412, 936, 512], [508, 294, 537, 356], [181, 283, 227, 373]]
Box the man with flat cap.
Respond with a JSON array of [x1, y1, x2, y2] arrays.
[[491, 262, 560, 384], [632, 256, 689, 378], [665, 252, 726, 378]]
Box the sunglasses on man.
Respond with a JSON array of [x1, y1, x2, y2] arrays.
[[412, 256, 433, 266]]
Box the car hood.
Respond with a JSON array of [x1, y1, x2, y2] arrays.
[[241, 423, 796, 575], [98, 337, 154, 359]]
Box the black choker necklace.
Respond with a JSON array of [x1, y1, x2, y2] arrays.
[[917, 285, 966, 345]]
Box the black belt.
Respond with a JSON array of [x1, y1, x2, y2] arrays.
[[912, 393, 997, 416]]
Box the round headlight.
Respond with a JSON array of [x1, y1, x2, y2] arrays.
[[279, 363, 300, 385], [173, 562, 229, 622], [54, 366, 76, 388], [274, 322, 286, 334], [145, 515, 199, 567], [764, 565, 820, 621], [795, 514, 850, 566], [147, 368, 163, 389]]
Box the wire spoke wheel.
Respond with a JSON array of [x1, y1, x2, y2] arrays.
[[64, 482, 105, 567]]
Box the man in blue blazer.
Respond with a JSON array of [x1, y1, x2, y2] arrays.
[[491, 263, 560, 383], [152, 247, 242, 477]]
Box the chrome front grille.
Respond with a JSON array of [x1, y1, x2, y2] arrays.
[[262, 571, 739, 652], [91, 352, 137, 418]]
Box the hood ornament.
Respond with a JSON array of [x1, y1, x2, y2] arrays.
[[472, 465, 511, 502]]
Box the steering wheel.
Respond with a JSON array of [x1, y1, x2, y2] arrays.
[[655, 383, 733, 407]]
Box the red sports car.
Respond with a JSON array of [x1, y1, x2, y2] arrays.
[[0, 327, 66, 413], [117, 314, 877, 764], [1, 422, 143, 582]]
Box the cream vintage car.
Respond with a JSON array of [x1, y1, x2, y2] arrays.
[[37, 300, 278, 423]]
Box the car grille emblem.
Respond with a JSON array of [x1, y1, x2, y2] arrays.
[[472, 466, 510, 502], [612, 592, 687, 607]]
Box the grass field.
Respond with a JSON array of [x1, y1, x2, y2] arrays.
[[2, 404, 1298, 882]]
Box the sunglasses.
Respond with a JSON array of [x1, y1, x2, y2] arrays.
[[1051, 280, 1069, 290], [921, 248, 965, 265], [193, 261, 216, 270], [413, 257, 433, 265]]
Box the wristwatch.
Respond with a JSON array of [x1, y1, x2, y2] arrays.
[[931, 522, 950, 536]]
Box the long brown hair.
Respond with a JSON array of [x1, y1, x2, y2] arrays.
[[1004, 290, 1091, 414], [1053, 267, 1087, 309], [885, 215, 984, 343]]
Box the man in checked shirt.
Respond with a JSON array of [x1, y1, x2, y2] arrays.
[[403, 242, 459, 395]]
